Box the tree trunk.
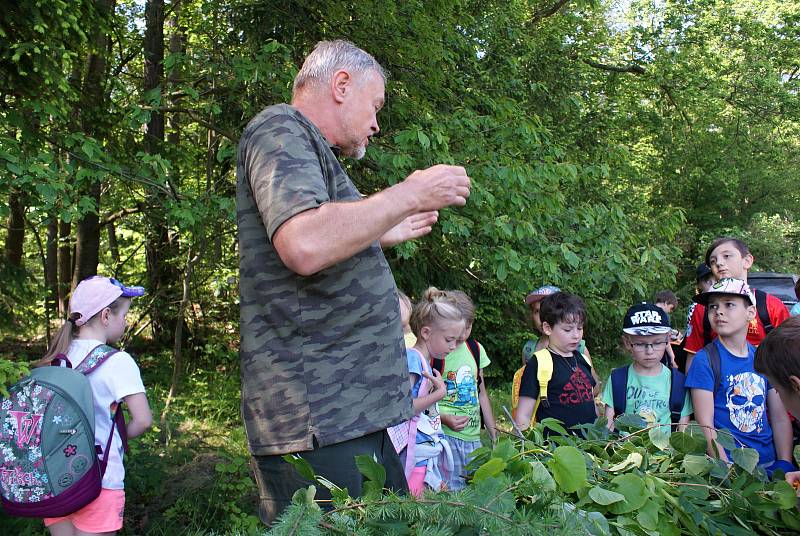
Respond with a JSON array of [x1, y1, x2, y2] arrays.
[[57, 220, 72, 316], [5, 190, 25, 267], [144, 0, 180, 343], [45, 216, 58, 337], [160, 249, 198, 444], [107, 221, 120, 265], [72, 180, 101, 285], [72, 0, 115, 287]]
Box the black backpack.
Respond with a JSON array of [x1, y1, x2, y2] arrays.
[[610, 365, 686, 424]]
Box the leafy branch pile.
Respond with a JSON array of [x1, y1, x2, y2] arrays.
[[269, 417, 800, 535]]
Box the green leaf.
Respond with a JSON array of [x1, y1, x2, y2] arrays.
[[473, 457, 507, 483], [716, 428, 737, 451], [492, 438, 518, 461], [648, 426, 671, 450], [615, 413, 647, 431], [417, 130, 430, 150], [606, 452, 642, 473], [496, 262, 508, 281], [730, 448, 759, 474], [682, 454, 713, 476], [548, 445, 587, 493], [635, 499, 659, 530], [770, 480, 798, 510], [608, 473, 648, 514], [540, 417, 569, 436], [282, 454, 317, 482], [354, 454, 386, 487], [588, 485, 626, 505], [669, 431, 706, 454], [528, 460, 557, 492]]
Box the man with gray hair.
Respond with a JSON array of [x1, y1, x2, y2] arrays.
[[237, 40, 471, 523]]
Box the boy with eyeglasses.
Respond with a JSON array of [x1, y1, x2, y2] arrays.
[[686, 278, 793, 469], [602, 303, 692, 432]]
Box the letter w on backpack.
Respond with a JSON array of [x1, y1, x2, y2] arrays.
[[0, 344, 127, 518]]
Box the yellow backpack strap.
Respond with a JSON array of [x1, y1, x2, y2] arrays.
[[511, 365, 526, 415], [533, 348, 553, 420], [511, 349, 554, 426]]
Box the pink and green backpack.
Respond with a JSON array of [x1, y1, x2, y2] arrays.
[[0, 344, 127, 517]]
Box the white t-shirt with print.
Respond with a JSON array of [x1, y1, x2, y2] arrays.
[[66, 339, 146, 489]]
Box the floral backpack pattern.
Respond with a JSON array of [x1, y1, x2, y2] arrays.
[[0, 344, 125, 518]]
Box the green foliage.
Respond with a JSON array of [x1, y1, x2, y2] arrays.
[[270, 419, 800, 535]]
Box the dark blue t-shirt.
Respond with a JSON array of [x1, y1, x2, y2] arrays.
[[685, 339, 775, 465]]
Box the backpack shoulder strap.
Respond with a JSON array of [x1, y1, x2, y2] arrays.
[[533, 348, 553, 413], [465, 337, 482, 387], [610, 366, 629, 417], [511, 365, 526, 412], [522, 338, 537, 362], [704, 342, 722, 394], [754, 289, 773, 335], [668, 367, 687, 424], [429, 342, 445, 378], [74, 344, 119, 375], [702, 305, 713, 346]]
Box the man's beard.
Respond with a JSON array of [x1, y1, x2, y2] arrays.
[[340, 115, 367, 160]]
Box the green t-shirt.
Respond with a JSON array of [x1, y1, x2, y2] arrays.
[[439, 341, 490, 441], [601, 364, 692, 430]]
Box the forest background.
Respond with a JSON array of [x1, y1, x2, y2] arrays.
[[1, 0, 799, 533]]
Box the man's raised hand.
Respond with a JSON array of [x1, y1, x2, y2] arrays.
[[404, 164, 471, 212]]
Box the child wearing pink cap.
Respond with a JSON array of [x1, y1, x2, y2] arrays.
[[39, 276, 152, 536]]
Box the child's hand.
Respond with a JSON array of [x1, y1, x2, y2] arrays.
[[786, 471, 800, 495], [422, 369, 446, 395], [441, 414, 470, 431]]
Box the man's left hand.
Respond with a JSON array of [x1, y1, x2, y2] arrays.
[[380, 211, 439, 248]]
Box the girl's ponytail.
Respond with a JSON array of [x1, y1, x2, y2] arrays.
[[37, 315, 79, 366]]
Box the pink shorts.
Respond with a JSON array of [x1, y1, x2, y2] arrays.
[[44, 488, 125, 533]]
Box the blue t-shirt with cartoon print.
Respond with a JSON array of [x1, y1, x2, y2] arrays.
[[685, 339, 775, 465]]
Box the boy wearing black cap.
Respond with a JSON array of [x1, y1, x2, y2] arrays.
[[685, 263, 715, 336], [602, 303, 692, 432], [685, 278, 793, 470]]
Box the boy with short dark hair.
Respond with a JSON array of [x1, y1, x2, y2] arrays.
[[685, 237, 789, 372], [602, 303, 692, 432], [654, 290, 678, 317], [685, 278, 793, 468], [686, 263, 715, 335], [514, 292, 598, 433], [654, 290, 679, 368]]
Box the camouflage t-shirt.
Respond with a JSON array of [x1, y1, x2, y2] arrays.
[[236, 104, 413, 456]]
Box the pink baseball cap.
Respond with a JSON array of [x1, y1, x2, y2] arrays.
[[69, 276, 145, 326]]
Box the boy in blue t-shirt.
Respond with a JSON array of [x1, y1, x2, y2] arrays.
[[686, 278, 793, 468]]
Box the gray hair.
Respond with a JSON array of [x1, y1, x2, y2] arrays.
[[292, 40, 386, 97]]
